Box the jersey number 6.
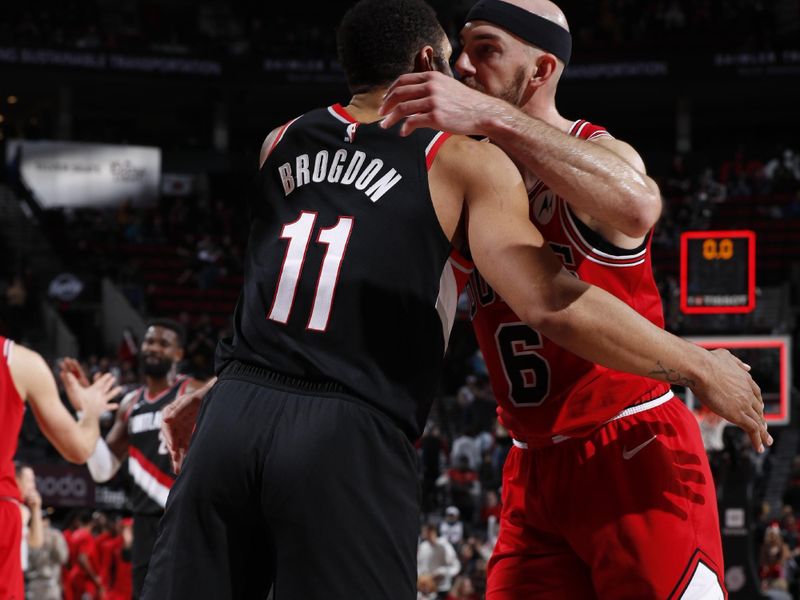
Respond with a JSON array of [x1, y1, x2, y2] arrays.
[[494, 323, 551, 406]]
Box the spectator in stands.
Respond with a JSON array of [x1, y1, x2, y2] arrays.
[[25, 510, 68, 600], [456, 536, 491, 581], [440, 506, 464, 547], [479, 490, 501, 527], [764, 148, 800, 192], [445, 455, 480, 525], [417, 573, 438, 600], [760, 523, 793, 594], [417, 523, 461, 599], [420, 423, 447, 515], [104, 517, 134, 600], [67, 512, 104, 600], [780, 507, 799, 553], [14, 463, 43, 573], [446, 575, 479, 600], [451, 427, 481, 472]]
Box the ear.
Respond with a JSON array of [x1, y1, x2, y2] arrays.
[[529, 54, 558, 89], [413, 45, 436, 73]]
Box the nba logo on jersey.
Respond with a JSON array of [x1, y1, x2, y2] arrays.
[[345, 122, 359, 143], [531, 190, 557, 225]]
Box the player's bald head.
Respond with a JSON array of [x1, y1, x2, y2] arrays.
[[499, 0, 569, 33]]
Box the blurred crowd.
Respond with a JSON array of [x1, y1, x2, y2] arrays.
[[14, 462, 132, 600], [655, 144, 800, 245], [1, 0, 796, 61]]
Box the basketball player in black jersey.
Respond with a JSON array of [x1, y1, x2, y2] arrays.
[[141, 1, 762, 598], [61, 319, 205, 599]]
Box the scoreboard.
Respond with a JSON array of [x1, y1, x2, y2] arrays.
[[680, 230, 756, 314]]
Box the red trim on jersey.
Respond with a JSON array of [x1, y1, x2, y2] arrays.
[[177, 377, 191, 396], [527, 180, 547, 201], [265, 117, 301, 160], [569, 119, 612, 141], [426, 132, 452, 171], [128, 446, 174, 489], [330, 103, 357, 123], [559, 200, 646, 266], [144, 376, 186, 404], [448, 249, 474, 273]]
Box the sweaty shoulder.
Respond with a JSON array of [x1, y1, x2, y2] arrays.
[[434, 135, 522, 186], [429, 135, 525, 245]]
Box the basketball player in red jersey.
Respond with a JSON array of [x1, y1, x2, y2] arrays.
[[380, 0, 763, 597], [60, 319, 206, 599], [0, 337, 120, 600]]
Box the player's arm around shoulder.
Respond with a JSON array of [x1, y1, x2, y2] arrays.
[[585, 134, 662, 244]]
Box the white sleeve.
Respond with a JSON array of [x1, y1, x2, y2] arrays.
[[86, 437, 122, 482]]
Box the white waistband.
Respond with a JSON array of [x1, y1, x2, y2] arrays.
[[512, 389, 675, 450]]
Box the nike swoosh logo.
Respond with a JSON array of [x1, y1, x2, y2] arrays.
[[622, 435, 658, 460]]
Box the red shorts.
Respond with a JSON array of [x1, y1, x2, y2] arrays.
[[488, 396, 726, 600], [0, 500, 23, 600]]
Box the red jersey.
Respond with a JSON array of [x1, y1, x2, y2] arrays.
[[69, 528, 101, 598], [0, 337, 24, 500], [467, 120, 671, 446]]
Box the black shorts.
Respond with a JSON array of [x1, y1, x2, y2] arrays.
[[141, 365, 419, 600], [132, 513, 160, 599]]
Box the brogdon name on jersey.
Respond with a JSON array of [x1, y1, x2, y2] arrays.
[[467, 119, 671, 447], [216, 104, 471, 441], [126, 377, 189, 514]]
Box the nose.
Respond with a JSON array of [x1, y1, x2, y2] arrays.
[[454, 51, 475, 78]]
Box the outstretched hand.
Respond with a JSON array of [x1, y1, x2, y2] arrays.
[[692, 349, 771, 453], [62, 372, 122, 419], [379, 71, 503, 137], [162, 377, 217, 474], [59, 357, 91, 411]]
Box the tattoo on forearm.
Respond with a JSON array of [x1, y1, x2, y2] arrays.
[[649, 361, 696, 388]]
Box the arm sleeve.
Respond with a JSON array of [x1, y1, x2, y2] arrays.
[[86, 438, 122, 482]]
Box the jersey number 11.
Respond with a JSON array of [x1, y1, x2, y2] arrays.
[[268, 211, 354, 332]]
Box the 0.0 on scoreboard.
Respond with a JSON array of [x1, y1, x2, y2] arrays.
[[680, 230, 756, 314]]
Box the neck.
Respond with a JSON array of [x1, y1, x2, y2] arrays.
[[343, 88, 388, 123], [145, 373, 174, 396], [520, 90, 572, 132]]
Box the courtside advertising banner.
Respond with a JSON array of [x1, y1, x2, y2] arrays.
[[6, 139, 161, 208]]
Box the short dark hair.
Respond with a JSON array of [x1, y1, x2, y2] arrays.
[[337, 0, 445, 93], [146, 318, 186, 348]]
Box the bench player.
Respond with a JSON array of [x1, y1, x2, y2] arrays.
[[62, 319, 205, 599]]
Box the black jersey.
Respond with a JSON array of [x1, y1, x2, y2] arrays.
[[126, 377, 189, 515], [216, 104, 468, 440]]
